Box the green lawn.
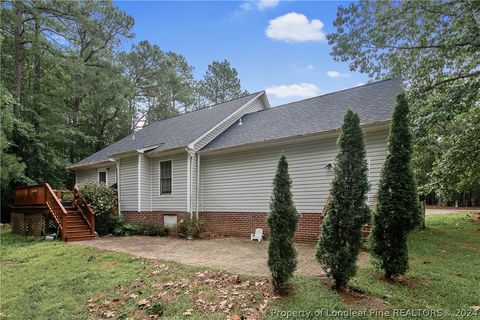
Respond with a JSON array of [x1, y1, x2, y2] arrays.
[[1, 213, 479, 319]]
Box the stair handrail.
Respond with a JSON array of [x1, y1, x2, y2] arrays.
[[44, 183, 68, 240], [73, 187, 95, 236]]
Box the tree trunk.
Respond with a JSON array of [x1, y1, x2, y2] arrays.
[[13, 0, 24, 112], [69, 97, 81, 164], [33, 16, 41, 130]]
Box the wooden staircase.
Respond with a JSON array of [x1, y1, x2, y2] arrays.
[[63, 206, 94, 241], [13, 184, 95, 242]]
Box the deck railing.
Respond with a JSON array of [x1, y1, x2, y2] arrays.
[[73, 187, 95, 237], [45, 183, 68, 239], [14, 184, 47, 206]]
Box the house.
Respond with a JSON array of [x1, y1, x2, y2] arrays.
[[69, 78, 402, 242]]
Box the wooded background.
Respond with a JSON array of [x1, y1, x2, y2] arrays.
[[1, 1, 479, 220], [1, 0, 248, 219]]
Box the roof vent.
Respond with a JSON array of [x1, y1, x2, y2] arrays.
[[132, 135, 135, 141], [238, 118, 243, 126]]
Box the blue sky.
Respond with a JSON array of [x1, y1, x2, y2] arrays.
[[115, 0, 368, 106]]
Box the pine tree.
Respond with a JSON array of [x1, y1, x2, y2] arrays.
[[371, 93, 421, 279], [316, 109, 371, 290], [267, 155, 300, 294]]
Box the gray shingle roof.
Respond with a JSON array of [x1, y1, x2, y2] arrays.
[[203, 78, 402, 151], [72, 92, 261, 167]]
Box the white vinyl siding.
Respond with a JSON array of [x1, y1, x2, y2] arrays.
[[192, 98, 266, 151], [76, 165, 117, 186], [199, 130, 388, 213], [151, 153, 188, 212], [189, 153, 197, 213], [140, 154, 151, 211], [119, 156, 138, 211]]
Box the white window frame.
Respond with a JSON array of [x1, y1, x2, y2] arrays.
[[159, 160, 173, 196], [98, 169, 108, 185]]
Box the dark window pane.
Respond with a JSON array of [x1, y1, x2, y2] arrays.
[[99, 171, 107, 184], [160, 161, 172, 194]]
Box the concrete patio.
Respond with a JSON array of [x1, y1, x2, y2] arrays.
[[74, 236, 370, 277]]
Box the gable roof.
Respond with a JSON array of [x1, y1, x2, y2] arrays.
[[71, 92, 263, 168], [202, 78, 402, 152]]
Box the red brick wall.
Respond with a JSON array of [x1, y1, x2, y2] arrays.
[[122, 211, 324, 243]]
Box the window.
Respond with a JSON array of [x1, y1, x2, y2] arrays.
[[98, 171, 107, 184], [160, 160, 172, 195]]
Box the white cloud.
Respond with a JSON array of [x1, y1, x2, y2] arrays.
[[326, 70, 351, 78], [266, 12, 326, 42], [266, 83, 320, 99], [240, 0, 279, 11], [326, 71, 341, 78], [307, 64, 315, 70], [257, 0, 279, 10]]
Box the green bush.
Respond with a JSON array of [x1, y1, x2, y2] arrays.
[[78, 182, 118, 236], [316, 109, 371, 290], [177, 215, 205, 239], [267, 154, 300, 294], [137, 223, 169, 237], [370, 93, 422, 279], [113, 222, 169, 237]]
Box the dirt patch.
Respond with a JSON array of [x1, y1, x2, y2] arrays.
[[323, 279, 389, 311], [373, 274, 422, 288], [462, 241, 480, 253], [340, 289, 389, 312], [322, 279, 389, 312], [86, 262, 277, 319]]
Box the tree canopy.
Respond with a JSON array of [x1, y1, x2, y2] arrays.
[[328, 0, 480, 205], [0, 0, 249, 217], [199, 59, 248, 106]]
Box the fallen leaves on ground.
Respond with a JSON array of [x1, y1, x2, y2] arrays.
[[86, 262, 277, 319], [470, 212, 480, 224]]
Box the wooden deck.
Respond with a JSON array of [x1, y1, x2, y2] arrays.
[[12, 184, 95, 241]]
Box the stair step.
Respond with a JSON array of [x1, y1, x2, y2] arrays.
[[66, 235, 94, 242], [67, 225, 90, 230], [66, 230, 92, 236]]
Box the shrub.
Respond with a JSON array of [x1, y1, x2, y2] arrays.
[[177, 215, 205, 239], [113, 222, 169, 237], [137, 223, 169, 237], [316, 109, 371, 290], [78, 182, 118, 236], [370, 93, 421, 279], [267, 154, 300, 294]]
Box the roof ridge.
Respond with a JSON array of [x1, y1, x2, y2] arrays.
[[271, 77, 402, 109], [142, 91, 262, 129]]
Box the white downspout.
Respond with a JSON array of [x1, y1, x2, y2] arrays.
[[138, 153, 142, 212], [186, 149, 191, 217], [109, 158, 121, 215], [196, 154, 200, 219]]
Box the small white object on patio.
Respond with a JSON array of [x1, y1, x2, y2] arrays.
[[250, 228, 263, 241]]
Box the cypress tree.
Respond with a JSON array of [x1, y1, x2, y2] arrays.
[[316, 109, 371, 290], [371, 93, 421, 279], [267, 154, 300, 294]]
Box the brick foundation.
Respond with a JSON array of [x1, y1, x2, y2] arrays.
[[122, 211, 324, 242]]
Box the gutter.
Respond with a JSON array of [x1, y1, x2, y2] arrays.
[[108, 157, 122, 215], [198, 120, 391, 156]]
